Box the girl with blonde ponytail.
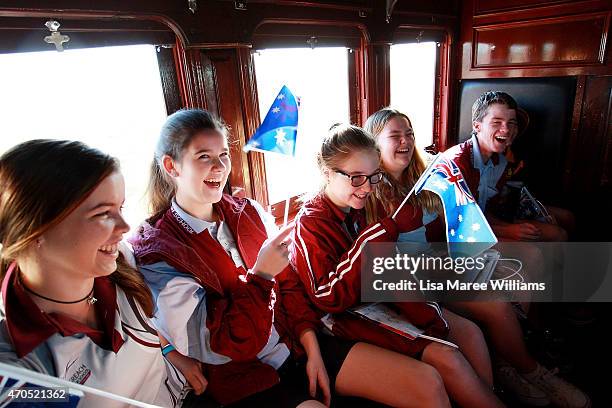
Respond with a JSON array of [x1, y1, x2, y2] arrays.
[[131, 109, 335, 407]]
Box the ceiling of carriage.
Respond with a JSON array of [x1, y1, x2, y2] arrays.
[[0, 0, 460, 51]]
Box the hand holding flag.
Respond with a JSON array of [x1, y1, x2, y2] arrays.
[[393, 154, 497, 257]]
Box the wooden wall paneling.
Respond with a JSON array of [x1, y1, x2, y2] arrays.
[[364, 41, 390, 118], [347, 47, 364, 125], [563, 75, 586, 195], [171, 45, 268, 203], [199, 48, 254, 199], [237, 47, 270, 205], [0, 22, 175, 53], [602, 86, 612, 187], [173, 39, 210, 109], [0, 1, 460, 50], [476, 0, 584, 15], [200, 52, 221, 114], [353, 45, 369, 126], [433, 40, 444, 151], [443, 25, 463, 150], [573, 76, 612, 192], [0, 2, 190, 48], [565, 75, 612, 240], [473, 0, 611, 22], [156, 45, 183, 114], [252, 22, 362, 49], [435, 32, 455, 151], [472, 13, 608, 69], [459, 0, 612, 78]]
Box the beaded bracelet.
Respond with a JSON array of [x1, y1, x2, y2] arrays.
[[161, 343, 176, 356]]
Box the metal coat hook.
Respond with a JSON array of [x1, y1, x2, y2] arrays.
[[416, 30, 424, 43], [188, 0, 197, 14], [307, 36, 318, 49], [44, 20, 70, 52]]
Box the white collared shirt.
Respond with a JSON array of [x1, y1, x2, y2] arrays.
[[471, 135, 508, 209], [140, 198, 290, 370], [170, 198, 278, 269]]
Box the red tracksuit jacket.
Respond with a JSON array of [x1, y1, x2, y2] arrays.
[[289, 193, 449, 357], [130, 195, 319, 404]]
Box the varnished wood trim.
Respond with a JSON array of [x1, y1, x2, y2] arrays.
[[237, 48, 270, 205], [156, 46, 182, 114], [563, 75, 587, 194], [0, 8, 188, 45]]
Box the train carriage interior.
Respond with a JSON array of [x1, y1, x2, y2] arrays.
[[0, 0, 611, 407]]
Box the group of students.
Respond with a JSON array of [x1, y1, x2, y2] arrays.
[[0, 91, 590, 407]]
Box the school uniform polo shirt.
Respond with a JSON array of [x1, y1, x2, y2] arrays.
[[0, 263, 185, 407], [139, 199, 290, 370]]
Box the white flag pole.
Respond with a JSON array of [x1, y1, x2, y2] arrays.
[[392, 153, 441, 220], [282, 196, 291, 227], [0, 362, 163, 408]]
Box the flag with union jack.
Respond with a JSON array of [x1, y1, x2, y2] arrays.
[[414, 155, 497, 257], [243, 85, 299, 157]]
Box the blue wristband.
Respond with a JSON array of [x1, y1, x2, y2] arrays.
[[161, 344, 176, 356]]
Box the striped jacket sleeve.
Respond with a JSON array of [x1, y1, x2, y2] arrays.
[[292, 216, 399, 314], [249, 199, 320, 339], [140, 262, 275, 364]]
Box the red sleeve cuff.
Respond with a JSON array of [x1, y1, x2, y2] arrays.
[[379, 217, 400, 241], [244, 270, 276, 291]]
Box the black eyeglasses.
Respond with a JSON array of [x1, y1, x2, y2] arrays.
[[334, 169, 383, 187]]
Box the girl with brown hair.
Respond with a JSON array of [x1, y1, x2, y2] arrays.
[[0, 139, 184, 407], [131, 109, 334, 407]]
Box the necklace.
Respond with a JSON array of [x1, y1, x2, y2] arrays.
[[18, 274, 97, 305]]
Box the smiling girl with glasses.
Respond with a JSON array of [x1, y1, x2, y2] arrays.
[[288, 123, 505, 408]]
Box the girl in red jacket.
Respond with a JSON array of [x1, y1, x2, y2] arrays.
[[364, 107, 590, 408], [130, 109, 330, 407], [290, 123, 505, 408]]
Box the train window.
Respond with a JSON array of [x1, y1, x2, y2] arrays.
[[390, 42, 437, 149], [253, 47, 350, 204], [0, 44, 167, 230]]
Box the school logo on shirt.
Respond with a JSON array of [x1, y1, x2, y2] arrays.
[[67, 361, 92, 384], [171, 207, 196, 234]]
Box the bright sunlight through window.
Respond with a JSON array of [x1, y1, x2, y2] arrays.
[[390, 42, 437, 149], [0, 44, 167, 231], [253, 47, 350, 204]]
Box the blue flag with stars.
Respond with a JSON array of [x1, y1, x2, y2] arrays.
[[244, 85, 298, 156], [414, 154, 497, 257]]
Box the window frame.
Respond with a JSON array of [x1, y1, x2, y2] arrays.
[[247, 21, 368, 223], [392, 26, 453, 153]]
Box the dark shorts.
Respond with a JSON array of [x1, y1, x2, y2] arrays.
[[229, 333, 355, 407], [182, 333, 356, 408], [317, 332, 356, 389]]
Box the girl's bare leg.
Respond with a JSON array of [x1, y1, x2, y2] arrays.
[[442, 308, 494, 385], [335, 342, 450, 408], [421, 342, 505, 407], [447, 301, 538, 373]]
